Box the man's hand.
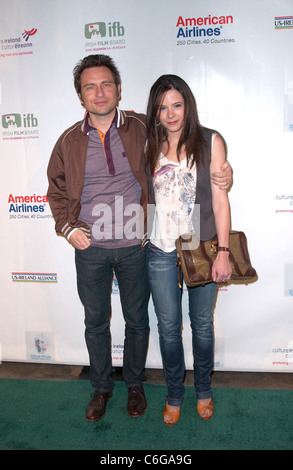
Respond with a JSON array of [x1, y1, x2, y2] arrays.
[[69, 229, 91, 250], [211, 160, 233, 190]]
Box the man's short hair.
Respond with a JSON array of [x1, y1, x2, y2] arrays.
[[73, 54, 121, 94]]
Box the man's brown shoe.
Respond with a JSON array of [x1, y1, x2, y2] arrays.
[[85, 391, 112, 422], [127, 386, 147, 417]]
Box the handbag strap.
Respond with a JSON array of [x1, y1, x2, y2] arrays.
[[176, 256, 182, 289]]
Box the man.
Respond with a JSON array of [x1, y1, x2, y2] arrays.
[[47, 54, 232, 422]]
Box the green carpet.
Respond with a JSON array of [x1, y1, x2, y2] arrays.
[[0, 378, 292, 450]]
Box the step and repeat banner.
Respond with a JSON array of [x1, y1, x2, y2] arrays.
[[1, 0, 293, 372]]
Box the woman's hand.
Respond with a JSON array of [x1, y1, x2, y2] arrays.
[[210, 134, 232, 284], [212, 252, 232, 283]]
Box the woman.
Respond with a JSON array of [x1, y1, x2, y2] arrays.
[[146, 75, 232, 425]]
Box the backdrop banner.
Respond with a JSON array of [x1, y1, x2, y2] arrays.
[[1, 0, 293, 372]]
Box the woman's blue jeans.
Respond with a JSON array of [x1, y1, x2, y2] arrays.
[[147, 242, 217, 406], [75, 244, 150, 393]]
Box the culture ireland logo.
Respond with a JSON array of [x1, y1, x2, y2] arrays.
[[284, 264, 293, 297], [84, 20, 126, 52], [0, 27, 37, 58], [22, 28, 38, 41]]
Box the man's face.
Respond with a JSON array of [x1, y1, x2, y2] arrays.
[[78, 66, 121, 118]]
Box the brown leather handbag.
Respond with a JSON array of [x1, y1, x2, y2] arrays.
[[175, 230, 257, 287]]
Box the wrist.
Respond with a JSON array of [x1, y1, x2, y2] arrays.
[[217, 247, 230, 257], [218, 246, 230, 253]]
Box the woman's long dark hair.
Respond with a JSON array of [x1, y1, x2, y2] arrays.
[[146, 74, 206, 175]]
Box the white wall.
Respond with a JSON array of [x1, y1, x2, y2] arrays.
[[1, 0, 293, 372]]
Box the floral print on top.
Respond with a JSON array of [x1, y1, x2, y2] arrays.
[[150, 154, 197, 252]]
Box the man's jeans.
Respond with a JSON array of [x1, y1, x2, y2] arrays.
[[147, 242, 217, 406], [75, 244, 150, 392]]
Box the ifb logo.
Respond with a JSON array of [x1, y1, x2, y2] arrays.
[[85, 21, 125, 39], [2, 113, 38, 128]]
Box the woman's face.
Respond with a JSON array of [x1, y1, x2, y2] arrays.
[[157, 88, 185, 135]]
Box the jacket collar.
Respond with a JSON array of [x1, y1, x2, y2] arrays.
[[81, 107, 120, 134]]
